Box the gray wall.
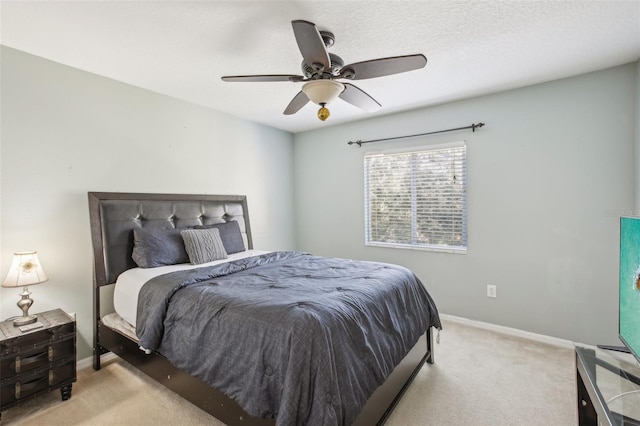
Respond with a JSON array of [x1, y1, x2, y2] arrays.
[[1, 43, 637, 358], [0, 46, 296, 359], [294, 63, 638, 346]]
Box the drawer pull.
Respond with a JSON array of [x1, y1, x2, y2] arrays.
[[15, 374, 49, 399], [12, 351, 49, 373]]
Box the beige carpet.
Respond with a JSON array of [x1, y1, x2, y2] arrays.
[[1, 319, 577, 425]]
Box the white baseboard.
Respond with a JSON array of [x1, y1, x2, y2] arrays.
[[440, 313, 575, 349]]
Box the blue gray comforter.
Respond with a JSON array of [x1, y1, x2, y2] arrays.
[[136, 251, 441, 426]]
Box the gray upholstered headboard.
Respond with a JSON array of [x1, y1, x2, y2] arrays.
[[88, 192, 253, 286]]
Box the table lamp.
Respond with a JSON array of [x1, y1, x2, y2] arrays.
[[2, 251, 49, 326]]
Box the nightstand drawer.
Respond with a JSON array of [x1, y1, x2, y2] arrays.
[[0, 337, 74, 377], [0, 322, 75, 356], [0, 360, 75, 406]]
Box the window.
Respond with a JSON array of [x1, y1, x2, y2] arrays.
[[364, 142, 467, 252]]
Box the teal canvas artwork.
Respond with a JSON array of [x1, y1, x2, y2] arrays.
[[619, 217, 640, 360]]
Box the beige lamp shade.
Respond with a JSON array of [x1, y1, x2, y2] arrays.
[[2, 251, 48, 288]]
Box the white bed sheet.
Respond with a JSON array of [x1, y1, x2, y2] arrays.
[[114, 249, 270, 327]]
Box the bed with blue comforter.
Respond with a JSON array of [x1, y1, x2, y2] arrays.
[[89, 192, 441, 426], [137, 251, 441, 426]]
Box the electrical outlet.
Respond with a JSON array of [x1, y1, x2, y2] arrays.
[[487, 285, 497, 298]]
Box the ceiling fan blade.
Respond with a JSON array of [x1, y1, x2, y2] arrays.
[[283, 91, 310, 115], [221, 74, 303, 82], [339, 83, 381, 112], [292, 20, 330, 71], [340, 54, 427, 80]]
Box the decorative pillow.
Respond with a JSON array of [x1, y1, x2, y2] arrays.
[[193, 221, 245, 254], [180, 228, 228, 265], [132, 228, 189, 268]]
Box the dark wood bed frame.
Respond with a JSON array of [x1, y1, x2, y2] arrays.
[[88, 192, 435, 426]]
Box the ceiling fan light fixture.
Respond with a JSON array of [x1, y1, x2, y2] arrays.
[[301, 80, 345, 105], [221, 20, 427, 120]]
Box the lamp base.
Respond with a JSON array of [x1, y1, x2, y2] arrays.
[[14, 286, 36, 326], [13, 314, 37, 326]]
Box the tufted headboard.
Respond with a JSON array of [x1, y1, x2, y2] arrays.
[[88, 192, 253, 286]]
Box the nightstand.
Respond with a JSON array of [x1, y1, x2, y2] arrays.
[[0, 308, 76, 417]]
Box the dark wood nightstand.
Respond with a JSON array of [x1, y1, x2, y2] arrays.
[[0, 308, 76, 417]]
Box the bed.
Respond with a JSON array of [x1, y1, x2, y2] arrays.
[[89, 192, 441, 425]]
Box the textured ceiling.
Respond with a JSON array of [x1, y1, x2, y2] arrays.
[[1, 1, 639, 133]]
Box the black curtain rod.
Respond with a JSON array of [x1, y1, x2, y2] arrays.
[[347, 122, 485, 147]]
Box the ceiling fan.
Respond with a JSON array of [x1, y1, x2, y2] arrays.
[[221, 20, 427, 121]]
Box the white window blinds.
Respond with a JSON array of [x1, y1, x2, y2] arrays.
[[364, 142, 467, 252]]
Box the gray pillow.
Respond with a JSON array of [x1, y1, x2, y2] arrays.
[[193, 221, 245, 254], [132, 228, 189, 268], [180, 228, 228, 265]]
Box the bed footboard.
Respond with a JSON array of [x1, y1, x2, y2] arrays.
[[95, 321, 434, 426]]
